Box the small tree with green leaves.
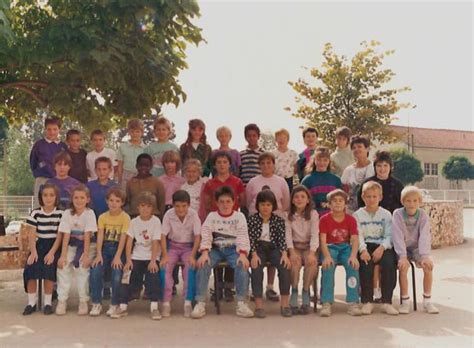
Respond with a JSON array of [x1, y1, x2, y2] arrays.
[[286, 41, 411, 148], [390, 149, 424, 185], [442, 156, 474, 189], [6, 127, 34, 195]]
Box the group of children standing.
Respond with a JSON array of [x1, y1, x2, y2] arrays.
[[22, 116, 439, 320]]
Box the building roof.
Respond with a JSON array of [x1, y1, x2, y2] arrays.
[[390, 125, 474, 151]]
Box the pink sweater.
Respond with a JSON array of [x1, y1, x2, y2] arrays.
[[159, 174, 186, 205], [199, 211, 250, 253], [246, 174, 290, 216], [284, 210, 320, 251]]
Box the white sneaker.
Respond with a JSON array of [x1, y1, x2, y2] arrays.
[[399, 302, 410, 314], [236, 302, 254, 318], [361, 302, 373, 315], [184, 302, 193, 318], [55, 301, 67, 316], [78, 301, 88, 316], [106, 305, 118, 316], [383, 303, 399, 315], [320, 303, 332, 317], [347, 303, 362, 316], [151, 308, 162, 320], [423, 302, 439, 314], [161, 302, 171, 317], [191, 302, 206, 319], [89, 303, 102, 316], [110, 307, 128, 319]]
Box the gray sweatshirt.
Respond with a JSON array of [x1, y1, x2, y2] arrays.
[[392, 208, 431, 258]]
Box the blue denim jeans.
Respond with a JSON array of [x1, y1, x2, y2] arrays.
[[195, 246, 249, 302], [321, 243, 360, 304], [90, 242, 123, 305]]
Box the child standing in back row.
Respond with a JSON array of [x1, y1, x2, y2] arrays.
[[86, 129, 117, 181], [66, 129, 88, 184], [180, 119, 213, 178], [272, 129, 298, 192], [296, 127, 319, 182], [117, 119, 145, 190], [330, 126, 354, 177]]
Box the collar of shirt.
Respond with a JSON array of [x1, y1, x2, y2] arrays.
[[245, 146, 262, 153], [44, 137, 61, 144], [402, 208, 420, 221]]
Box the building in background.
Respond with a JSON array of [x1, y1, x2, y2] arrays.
[[375, 125, 474, 190]]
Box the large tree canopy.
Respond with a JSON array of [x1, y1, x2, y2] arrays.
[[0, 0, 203, 130], [287, 41, 411, 148]]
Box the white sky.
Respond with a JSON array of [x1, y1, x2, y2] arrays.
[[162, 1, 473, 150]]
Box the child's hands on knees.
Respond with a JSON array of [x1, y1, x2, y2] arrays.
[[306, 252, 317, 267], [197, 252, 210, 269], [160, 255, 169, 268], [148, 260, 158, 273], [372, 246, 384, 263], [398, 257, 409, 272], [57, 256, 66, 269], [322, 256, 334, 270], [81, 255, 91, 269], [289, 250, 302, 267], [188, 255, 197, 269], [92, 254, 103, 267], [280, 253, 291, 269], [124, 260, 133, 272], [360, 250, 371, 265], [44, 251, 55, 265], [112, 256, 123, 269], [27, 250, 38, 265], [237, 254, 250, 269], [420, 258, 433, 271], [251, 254, 261, 269], [348, 256, 359, 270]]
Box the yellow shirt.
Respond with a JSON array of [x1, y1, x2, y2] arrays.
[[98, 211, 131, 242]]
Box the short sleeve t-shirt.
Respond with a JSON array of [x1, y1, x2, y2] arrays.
[[162, 208, 201, 243], [203, 175, 245, 212], [144, 142, 179, 177], [117, 142, 145, 172], [26, 207, 63, 239], [58, 208, 98, 241], [272, 148, 298, 179], [98, 211, 131, 243], [86, 148, 117, 181], [319, 213, 358, 245], [128, 215, 162, 260]]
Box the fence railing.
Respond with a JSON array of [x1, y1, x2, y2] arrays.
[[0, 196, 34, 218], [426, 190, 474, 205]]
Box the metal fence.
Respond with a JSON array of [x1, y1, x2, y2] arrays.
[[427, 190, 474, 205], [0, 196, 34, 218]]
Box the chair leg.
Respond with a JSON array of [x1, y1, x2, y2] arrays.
[[213, 268, 221, 315], [410, 261, 417, 311], [312, 277, 318, 313], [37, 279, 43, 311]]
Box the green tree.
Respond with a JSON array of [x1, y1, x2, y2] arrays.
[[0, 0, 203, 130], [390, 149, 424, 185], [286, 41, 411, 148], [258, 130, 276, 152], [6, 127, 34, 195], [442, 156, 474, 188]]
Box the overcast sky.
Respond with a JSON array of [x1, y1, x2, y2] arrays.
[[162, 1, 473, 150]]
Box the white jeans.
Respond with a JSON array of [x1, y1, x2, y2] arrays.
[[57, 244, 96, 303]]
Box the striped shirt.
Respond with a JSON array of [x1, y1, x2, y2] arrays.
[[239, 147, 263, 185], [26, 208, 63, 239]]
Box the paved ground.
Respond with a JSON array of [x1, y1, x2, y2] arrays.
[[0, 210, 473, 348]]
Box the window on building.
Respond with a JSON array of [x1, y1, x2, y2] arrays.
[[424, 163, 439, 176]]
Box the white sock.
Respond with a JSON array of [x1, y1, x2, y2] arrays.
[[27, 293, 37, 307], [266, 284, 274, 291], [423, 294, 431, 304], [44, 294, 52, 306], [374, 288, 382, 298], [184, 300, 192, 306], [401, 296, 410, 305], [150, 301, 158, 311], [162, 301, 170, 307], [120, 304, 128, 311]]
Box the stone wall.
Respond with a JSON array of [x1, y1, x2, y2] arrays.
[[0, 224, 29, 270], [422, 200, 464, 248]]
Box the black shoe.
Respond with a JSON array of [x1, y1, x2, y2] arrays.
[[255, 308, 266, 318], [43, 305, 54, 315], [281, 307, 293, 317], [299, 304, 310, 315], [224, 288, 234, 302], [290, 306, 300, 315], [266, 289, 280, 302], [22, 305, 36, 315], [103, 288, 111, 300]]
